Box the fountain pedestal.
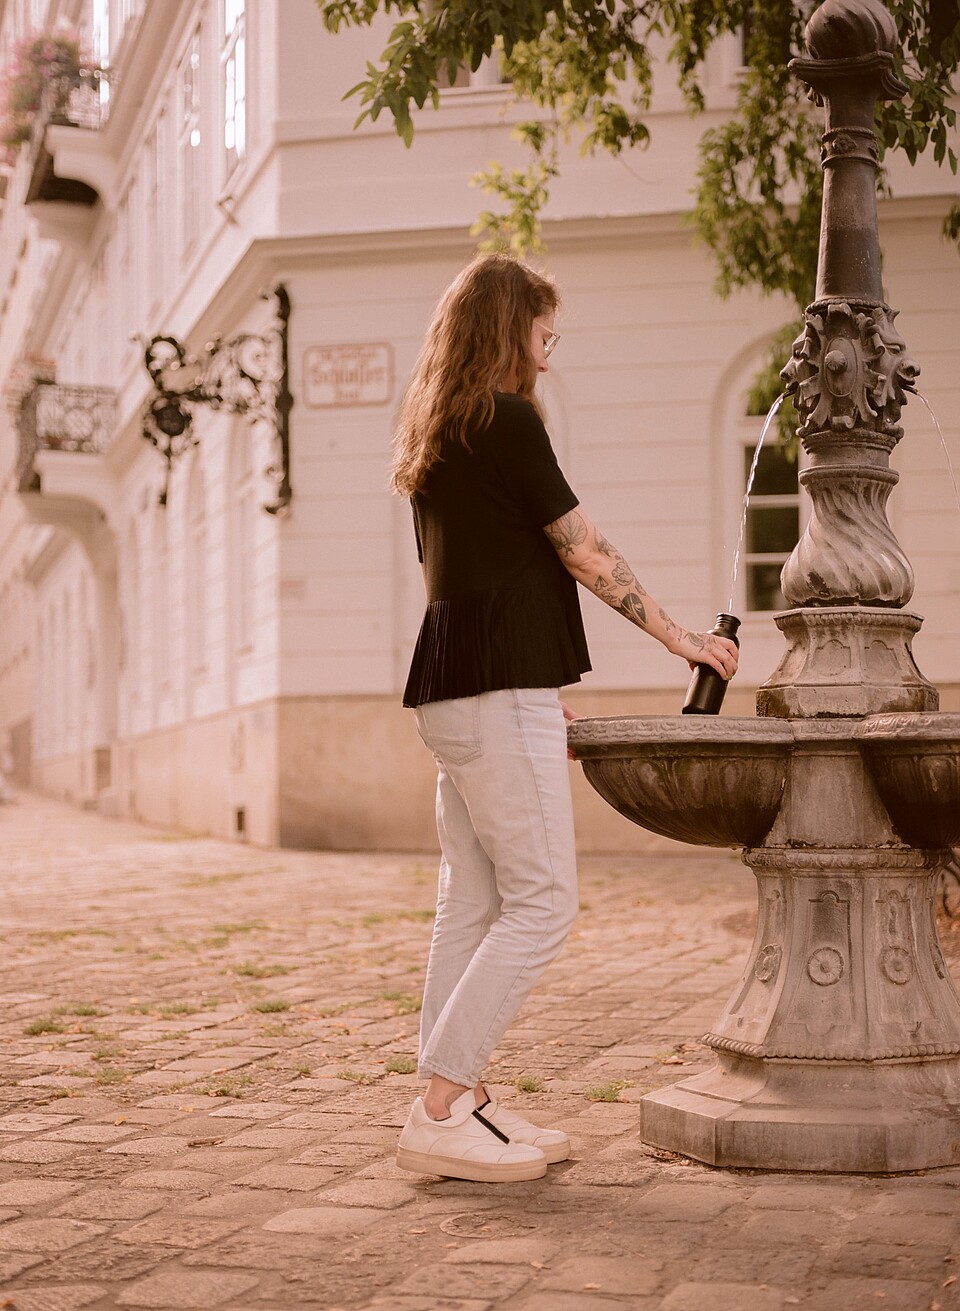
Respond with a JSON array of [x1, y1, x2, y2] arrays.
[[642, 722, 960, 1173], [571, 716, 960, 1172], [757, 607, 937, 717], [569, 0, 960, 1173]]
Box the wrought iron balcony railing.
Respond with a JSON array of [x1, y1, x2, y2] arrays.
[[25, 68, 111, 206], [17, 383, 117, 494]]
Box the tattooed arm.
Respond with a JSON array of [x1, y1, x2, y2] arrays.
[[544, 505, 739, 680]]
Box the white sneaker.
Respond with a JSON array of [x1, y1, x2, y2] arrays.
[[396, 1090, 548, 1182], [478, 1096, 571, 1164]]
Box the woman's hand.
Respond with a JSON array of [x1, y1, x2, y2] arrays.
[[561, 701, 579, 759], [672, 629, 739, 680]]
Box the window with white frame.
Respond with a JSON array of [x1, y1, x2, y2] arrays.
[[233, 427, 255, 654], [152, 507, 170, 694], [117, 186, 132, 353], [35, 615, 45, 753], [93, 0, 110, 66], [122, 527, 140, 717], [178, 29, 201, 259], [437, 41, 507, 90], [92, 243, 109, 382], [437, 55, 506, 89], [739, 420, 801, 613], [114, 0, 145, 46], [90, 0, 146, 62], [187, 467, 207, 674], [144, 116, 164, 311], [222, 0, 246, 179], [426, 3, 506, 89]]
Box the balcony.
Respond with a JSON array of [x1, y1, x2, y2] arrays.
[[24, 69, 112, 208], [17, 382, 117, 499]]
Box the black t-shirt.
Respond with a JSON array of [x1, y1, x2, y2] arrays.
[[403, 392, 591, 707]]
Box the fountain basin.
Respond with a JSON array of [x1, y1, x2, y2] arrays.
[[567, 716, 793, 848], [857, 713, 960, 848]]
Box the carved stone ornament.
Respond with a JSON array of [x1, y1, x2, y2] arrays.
[[821, 128, 880, 167], [746, 848, 943, 874], [880, 946, 914, 985], [754, 945, 782, 983], [781, 301, 919, 442], [702, 1033, 960, 1063], [807, 946, 845, 986]]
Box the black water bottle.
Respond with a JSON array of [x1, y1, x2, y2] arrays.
[[681, 613, 741, 715]]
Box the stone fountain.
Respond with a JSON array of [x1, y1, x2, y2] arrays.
[[568, 0, 960, 1173]]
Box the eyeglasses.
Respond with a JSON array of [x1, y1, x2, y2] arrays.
[[543, 331, 560, 358]]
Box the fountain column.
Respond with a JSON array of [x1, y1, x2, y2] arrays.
[[757, 0, 938, 717]]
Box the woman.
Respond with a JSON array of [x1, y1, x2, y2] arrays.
[[394, 254, 739, 1183]]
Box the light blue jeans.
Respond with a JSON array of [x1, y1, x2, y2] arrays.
[[413, 687, 579, 1086]]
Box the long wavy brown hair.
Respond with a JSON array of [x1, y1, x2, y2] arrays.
[[391, 254, 559, 496]]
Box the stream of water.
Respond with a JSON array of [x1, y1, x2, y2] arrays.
[[914, 390, 960, 512], [726, 392, 786, 614]]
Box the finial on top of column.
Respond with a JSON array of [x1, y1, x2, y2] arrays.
[[804, 0, 898, 61], [792, 0, 907, 103]]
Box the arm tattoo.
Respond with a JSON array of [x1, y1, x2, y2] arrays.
[[559, 517, 650, 629], [684, 630, 707, 652], [546, 511, 588, 557], [615, 592, 648, 626]]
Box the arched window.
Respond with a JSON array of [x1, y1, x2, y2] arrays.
[[122, 523, 142, 734], [49, 602, 61, 755], [78, 572, 91, 741], [178, 27, 202, 260], [63, 592, 74, 749], [152, 505, 170, 694], [187, 464, 208, 675], [35, 613, 46, 756], [231, 426, 255, 656]]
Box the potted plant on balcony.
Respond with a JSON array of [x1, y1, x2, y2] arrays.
[[0, 32, 87, 166]]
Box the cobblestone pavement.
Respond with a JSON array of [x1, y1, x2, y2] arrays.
[[0, 790, 959, 1311]]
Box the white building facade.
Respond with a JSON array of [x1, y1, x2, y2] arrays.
[[0, 0, 957, 851]]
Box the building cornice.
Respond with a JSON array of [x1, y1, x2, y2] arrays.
[[189, 190, 954, 336]]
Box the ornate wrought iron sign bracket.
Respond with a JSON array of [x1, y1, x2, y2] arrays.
[[141, 285, 292, 514]]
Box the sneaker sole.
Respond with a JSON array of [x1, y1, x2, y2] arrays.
[[396, 1147, 547, 1182], [539, 1142, 570, 1165]]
